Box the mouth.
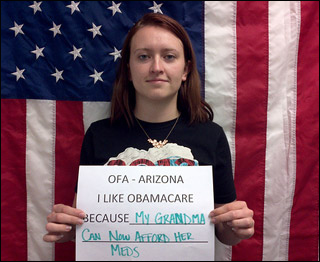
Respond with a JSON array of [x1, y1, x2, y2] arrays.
[[146, 79, 169, 83]]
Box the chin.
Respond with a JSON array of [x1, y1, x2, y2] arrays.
[[135, 87, 179, 102], [151, 91, 179, 100]]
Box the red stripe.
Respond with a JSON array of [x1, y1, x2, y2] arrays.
[[54, 101, 84, 261], [1, 99, 27, 261], [232, 2, 268, 260], [289, 2, 319, 260]]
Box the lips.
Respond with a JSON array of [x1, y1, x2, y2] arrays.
[[146, 79, 169, 82]]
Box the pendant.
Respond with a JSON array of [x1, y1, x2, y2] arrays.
[[148, 139, 168, 148]]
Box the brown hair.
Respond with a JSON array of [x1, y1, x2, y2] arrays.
[[110, 13, 213, 126]]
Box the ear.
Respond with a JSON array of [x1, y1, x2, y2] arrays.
[[182, 60, 191, 81]]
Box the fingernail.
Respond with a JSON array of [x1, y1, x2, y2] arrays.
[[79, 212, 86, 218], [78, 219, 84, 224], [57, 234, 64, 239], [66, 226, 72, 231], [211, 218, 216, 224]]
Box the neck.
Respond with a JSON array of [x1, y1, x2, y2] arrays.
[[134, 97, 180, 123]]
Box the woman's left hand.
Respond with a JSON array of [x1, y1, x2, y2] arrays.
[[209, 200, 254, 240]]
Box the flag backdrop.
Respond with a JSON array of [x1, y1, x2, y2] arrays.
[[1, 1, 319, 261]]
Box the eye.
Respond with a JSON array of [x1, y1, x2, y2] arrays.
[[138, 54, 149, 61], [164, 54, 176, 61]]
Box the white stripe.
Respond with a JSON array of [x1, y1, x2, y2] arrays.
[[83, 102, 111, 133], [204, 1, 237, 174], [26, 100, 56, 261], [263, 2, 300, 260], [204, 1, 237, 261]]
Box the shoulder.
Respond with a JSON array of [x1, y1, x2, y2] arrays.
[[85, 118, 110, 136], [187, 118, 225, 135], [84, 118, 127, 142], [202, 120, 224, 131], [197, 121, 227, 146], [177, 117, 227, 146], [87, 117, 127, 133], [89, 117, 111, 129], [82, 117, 130, 149]]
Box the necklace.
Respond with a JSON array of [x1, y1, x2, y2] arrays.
[[135, 116, 180, 148]]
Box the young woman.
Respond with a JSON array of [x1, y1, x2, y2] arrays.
[[44, 13, 254, 246]]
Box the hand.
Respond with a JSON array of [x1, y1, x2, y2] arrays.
[[209, 200, 254, 240], [43, 204, 86, 243]]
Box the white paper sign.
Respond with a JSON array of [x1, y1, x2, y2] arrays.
[[76, 166, 214, 261]]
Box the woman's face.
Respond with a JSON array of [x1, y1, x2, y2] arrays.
[[129, 26, 188, 105]]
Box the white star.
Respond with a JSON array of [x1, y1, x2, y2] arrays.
[[51, 68, 64, 83], [29, 1, 42, 15], [11, 67, 25, 81], [109, 47, 122, 62], [9, 21, 24, 37], [149, 1, 163, 14], [66, 1, 80, 15], [107, 1, 122, 16], [49, 22, 62, 37], [31, 45, 45, 59], [87, 23, 102, 38], [69, 45, 82, 60], [89, 69, 103, 84]]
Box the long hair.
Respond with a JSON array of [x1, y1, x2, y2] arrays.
[[110, 13, 213, 126]]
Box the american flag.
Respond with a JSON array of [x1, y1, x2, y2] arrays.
[[1, 1, 319, 261]]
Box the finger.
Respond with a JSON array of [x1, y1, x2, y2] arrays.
[[210, 209, 244, 224], [209, 202, 253, 224], [46, 222, 74, 233], [43, 233, 64, 243], [47, 211, 84, 225], [231, 226, 255, 240], [210, 201, 247, 217], [226, 217, 254, 229], [52, 204, 85, 218]]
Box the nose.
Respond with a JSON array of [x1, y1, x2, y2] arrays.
[[150, 56, 164, 74]]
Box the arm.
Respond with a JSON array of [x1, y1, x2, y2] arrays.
[[209, 200, 254, 246], [43, 193, 85, 243]]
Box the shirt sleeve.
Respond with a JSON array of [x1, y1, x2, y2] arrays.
[[213, 127, 237, 204], [75, 125, 94, 192], [79, 125, 95, 165]]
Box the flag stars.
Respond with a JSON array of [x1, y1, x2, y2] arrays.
[[11, 66, 25, 81], [69, 45, 83, 60], [88, 23, 102, 38], [49, 22, 62, 37], [31, 45, 45, 60], [51, 68, 64, 82], [149, 1, 163, 14], [9, 21, 24, 37], [66, 1, 80, 15], [90, 69, 104, 84], [109, 47, 122, 62], [108, 1, 122, 16], [29, 1, 42, 15]]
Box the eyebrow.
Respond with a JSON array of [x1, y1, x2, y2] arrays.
[[133, 48, 179, 54]]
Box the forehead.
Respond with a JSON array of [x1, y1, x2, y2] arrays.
[[130, 26, 184, 51]]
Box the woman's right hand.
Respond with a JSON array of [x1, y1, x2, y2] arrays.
[[43, 204, 86, 243]]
